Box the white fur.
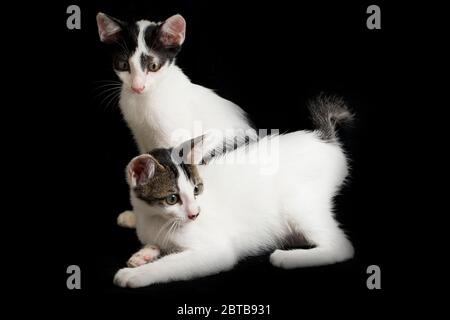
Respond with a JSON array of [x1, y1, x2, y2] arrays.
[[116, 22, 252, 153], [114, 131, 354, 288], [115, 19, 253, 226], [118, 64, 252, 152]]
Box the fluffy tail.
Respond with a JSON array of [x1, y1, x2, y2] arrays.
[[308, 93, 354, 142]]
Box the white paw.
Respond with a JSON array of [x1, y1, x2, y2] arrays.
[[127, 246, 160, 268], [114, 267, 142, 288], [270, 249, 290, 269], [117, 211, 136, 228], [114, 267, 155, 288]]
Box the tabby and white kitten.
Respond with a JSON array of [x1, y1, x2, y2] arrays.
[[96, 13, 254, 227], [114, 96, 355, 288]]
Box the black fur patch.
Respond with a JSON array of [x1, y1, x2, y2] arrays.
[[104, 19, 182, 72], [143, 24, 181, 65], [150, 148, 179, 178]]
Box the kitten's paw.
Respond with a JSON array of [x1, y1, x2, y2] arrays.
[[117, 211, 136, 228], [127, 246, 160, 268], [113, 268, 137, 288], [113, 267, 153, 288], [270, 249, 290, 269]]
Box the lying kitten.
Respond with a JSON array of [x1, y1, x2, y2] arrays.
[[114, 95, 355, 288], [96, 13, 254, 228]]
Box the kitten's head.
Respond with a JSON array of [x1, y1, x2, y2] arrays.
[[96, 13, 186, 94], [126, 136, 208, 222]]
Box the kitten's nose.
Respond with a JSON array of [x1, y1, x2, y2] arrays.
[[188, 212, 199, 220], [131, 85, 145, 94]]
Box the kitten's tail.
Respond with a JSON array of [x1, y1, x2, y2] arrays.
[[308, 93, 354, 143]]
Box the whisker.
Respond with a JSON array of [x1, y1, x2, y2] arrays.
[[162, 221, 176, 248], [92, 83, 122, 91], [92, 80, 122, 84], [154, 219, 175, 243], [103, 90, 121, 111], [98, 88, 121, 110], [94, 86, 121, 100], [94, 86, 121, 91], [105, 92, 121, 111], [164, 219, 182, 248], [107, 91, 122, 110], [166, 220, 178, 245], [169, 219, 182, 246], [93, 85, 122, 96]]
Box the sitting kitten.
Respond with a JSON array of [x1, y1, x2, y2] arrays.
[[114, 95, 355, 288], [96, 13, 254, 227]]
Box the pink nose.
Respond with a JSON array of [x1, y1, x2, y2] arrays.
[[131, 85, 145, 94], [188, 212, 199, 220]]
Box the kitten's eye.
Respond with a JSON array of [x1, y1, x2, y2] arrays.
[[194, 183, 203, 196], [114, 59, 129, 71], [148, 62, 159, 72], [165, 194, 179, 205]]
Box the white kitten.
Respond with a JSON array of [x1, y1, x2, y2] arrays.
[[114, 95, 355, 288]]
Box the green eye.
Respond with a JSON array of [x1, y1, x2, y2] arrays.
[[165, 194, 179, 205], [194, 183, 204, 196], [148, 62, 159, 72]]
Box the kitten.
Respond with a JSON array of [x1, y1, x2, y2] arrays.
[[96, 13, 254, 227], [113, 95, 355, 288]]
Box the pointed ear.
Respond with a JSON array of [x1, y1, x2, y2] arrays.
[[96, 12, 123, 43], [160, 14, 186, 47], [173, 134, 215, 165], [126, 154, 163, 187]]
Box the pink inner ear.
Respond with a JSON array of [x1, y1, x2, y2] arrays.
[[161, 14, 186, 46], [130, 156, 154, 185], [97, 13, 121, 43]]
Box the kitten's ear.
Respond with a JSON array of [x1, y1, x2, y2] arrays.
[[96, 12, 124, 43], [126, 154, 163, 187], [160, 14, 186, 47], [173, 134, 215, 165]]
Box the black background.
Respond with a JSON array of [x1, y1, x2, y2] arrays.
[[10, 0, 431, 316]]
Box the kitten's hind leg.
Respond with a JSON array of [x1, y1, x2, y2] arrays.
[[127, 245, 160, 268], [270, 209, 354, 269], [117, 210, 136, 228]]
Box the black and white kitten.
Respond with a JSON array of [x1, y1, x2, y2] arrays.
[[96, 13, 254, 227]]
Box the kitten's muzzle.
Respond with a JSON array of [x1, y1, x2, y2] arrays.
[[188, 210, 200, 220], [132, 85, 145, 94]]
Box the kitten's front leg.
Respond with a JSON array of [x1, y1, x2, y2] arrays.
[[127, 245, 160, 267], [114, 247, 236, 288]]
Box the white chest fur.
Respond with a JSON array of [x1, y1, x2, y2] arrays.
[[119, 65, 252, 153]]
